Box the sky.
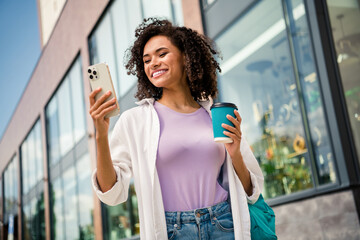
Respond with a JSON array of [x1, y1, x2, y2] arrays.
[[0, 0, 41, 141]]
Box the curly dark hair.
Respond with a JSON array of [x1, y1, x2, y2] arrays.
[[125, 18, 221, 101]]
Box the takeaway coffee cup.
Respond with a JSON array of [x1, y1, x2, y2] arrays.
[[210, 102, 238, 143]]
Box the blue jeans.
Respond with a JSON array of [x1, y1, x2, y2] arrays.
[[165, 201, 235, 240]]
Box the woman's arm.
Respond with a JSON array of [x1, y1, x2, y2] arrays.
[[89, 88, 118, 192], [222, 110, 253, 196]]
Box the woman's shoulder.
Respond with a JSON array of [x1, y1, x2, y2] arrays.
[[117, 100, 153, 125]]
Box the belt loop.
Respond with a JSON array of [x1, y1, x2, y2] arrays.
[[176, 212, 181, 228], [208, 206, 214, 219]]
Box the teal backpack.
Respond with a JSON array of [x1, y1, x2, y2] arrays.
[[248, 194, 277, 240]]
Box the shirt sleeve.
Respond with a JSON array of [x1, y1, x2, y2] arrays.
[[91, 113, 133, 206], [240, 137, 264, 204]]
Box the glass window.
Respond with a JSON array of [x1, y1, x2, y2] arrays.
[[27, 130, 37, 192], [76, 154, 95, 239], [69, 58, 86, 143], [111, 0, 142, 97], [46, 96, 61, 165], [288, 0, 336, 185], [21, 119, 46, 239], [34, 121, 44, 183], [216, 0, 336, 199], [326, 0, 360, 166], [91, 13, 120, 96], [62, 166, 79, 239], [3, 155, 19, 239], [51, 177, 65, 240], [58, 79, 74, 156], [142, 0, 173, 21], [23, 203, 31, 240], [21, 139, 29, 195]]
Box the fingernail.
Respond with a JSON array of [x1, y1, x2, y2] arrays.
[[107, 91, 111, 95]]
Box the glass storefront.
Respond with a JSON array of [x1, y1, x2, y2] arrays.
[[215, 0, 337, 199], [3, 155, 19, 239], [45, 56, 94, 240], [326, 0, 360, 167], [88, 0, 183, 239], [21, 120, 46, 239]]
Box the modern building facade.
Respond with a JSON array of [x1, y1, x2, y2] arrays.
[[0, 0, 359, 239]]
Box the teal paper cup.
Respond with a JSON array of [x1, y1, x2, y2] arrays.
[[210, 102, 238, 143]]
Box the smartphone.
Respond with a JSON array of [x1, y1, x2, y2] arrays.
[[88, 63, 120, 118]]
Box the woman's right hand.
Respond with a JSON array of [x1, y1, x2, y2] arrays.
[[89, 87, 117, 139]]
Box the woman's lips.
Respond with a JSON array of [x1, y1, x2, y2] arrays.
[[152, 69, 168, 78]]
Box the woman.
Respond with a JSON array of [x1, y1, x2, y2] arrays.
[[89, 18, 263, 239]]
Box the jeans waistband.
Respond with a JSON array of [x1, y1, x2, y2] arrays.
[[165, 200, 231, 225]]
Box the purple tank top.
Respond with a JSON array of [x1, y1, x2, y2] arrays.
[[154, 101, 228, 211]]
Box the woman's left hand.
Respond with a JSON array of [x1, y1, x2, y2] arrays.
[[222, 110, 242, 160]]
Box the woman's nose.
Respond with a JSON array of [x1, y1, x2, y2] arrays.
[[150, 59, 159, 69]]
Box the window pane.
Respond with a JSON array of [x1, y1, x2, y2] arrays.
[[51, 178, 65, 240], [142, 0, 173, 20], [34, 120, 44, 182], [57, 78, 74, 156], [21, 139, 29, 195], [76, 154, 95, 239], [23, 203, 31, 240], [62, 166, 79, 239], [46, 96, 61, 165], [288, 0, 336, 185], [38, 193, 46, 240], [69, 57, 86, 143], [327, 0, 360, 166], [216, 0, 314, 198], [28, 130, 37, 191], [91, 14, 119, 96], [111, 0, 142, 97], [30, 197, 37, 239]]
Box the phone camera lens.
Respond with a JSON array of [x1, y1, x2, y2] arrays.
[[88, 69, 91, 73], [93, 71, 97, 75], [89, 75, 93, 79]]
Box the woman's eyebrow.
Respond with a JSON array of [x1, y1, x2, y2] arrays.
[[143, 47, 169, 58]]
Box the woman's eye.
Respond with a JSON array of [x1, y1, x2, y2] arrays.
[[160, 52, 168, 57], [144, 60, 150, 64]]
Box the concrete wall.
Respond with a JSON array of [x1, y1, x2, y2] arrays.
[[273, 190, 360, 239]]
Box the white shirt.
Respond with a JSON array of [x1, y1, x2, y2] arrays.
[[92, 98, 264, 240]]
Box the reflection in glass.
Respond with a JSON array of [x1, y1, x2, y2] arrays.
[[51, 178, 65, 240], [58, 79, 74, 156], [69, 58, 86, 143], [76, 154, 95, 239], [27, 130, 36, 192], [104, 183, 139, 239], [35, 121, 44, 183], [63, 167, 79, 239], [22, 138, 29, 195], [112, 0, 142, 97], [92, 13, 119, 96], [216, 0, 314, 198], [21, 119, 46, 239], [327, 0, 360, 165], [288, 0, 336, 185], [3, 155, 19, 239], [46, 96, 61, 165], [23, 203, 31, 240]]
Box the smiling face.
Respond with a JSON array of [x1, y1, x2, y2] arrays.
[[143, 35, 187, 90]]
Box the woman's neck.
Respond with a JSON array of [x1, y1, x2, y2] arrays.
[[158, 87, 200, 113]]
